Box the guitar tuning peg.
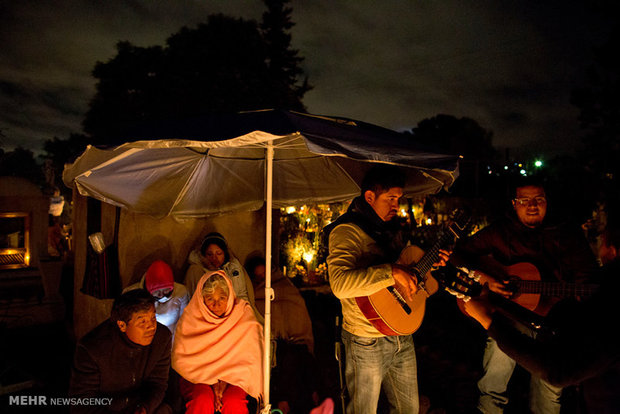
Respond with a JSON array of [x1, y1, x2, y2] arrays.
[[456, 266, 481, 282], [446, 288, 467, 300]]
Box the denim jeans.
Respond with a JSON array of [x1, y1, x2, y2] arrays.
[[477, 337, 562, 414], [342, 330, 418, 414]]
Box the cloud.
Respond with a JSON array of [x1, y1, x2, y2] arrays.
[[0, 0, 614, 159]]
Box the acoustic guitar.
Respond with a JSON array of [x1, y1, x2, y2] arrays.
[[456, 260, 599, 316], [355, 211, 469, 336], [434, 263, 551, 335]]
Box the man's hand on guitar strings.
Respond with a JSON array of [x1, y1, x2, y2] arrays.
[[475, 270, 513, 298], [391, 264, 418, 301]]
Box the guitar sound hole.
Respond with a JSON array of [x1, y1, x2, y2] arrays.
[[387, 286, 412, 314]]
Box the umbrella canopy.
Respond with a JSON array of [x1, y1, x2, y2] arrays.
[[63, 109, 460, 409], [64, 110, 458, 217]]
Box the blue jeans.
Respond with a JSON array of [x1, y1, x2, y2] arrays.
[[478, 337, 562, 414], [342, 330, 418, 414]]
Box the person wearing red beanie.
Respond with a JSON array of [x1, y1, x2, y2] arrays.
[[124, 260, 189, 340]]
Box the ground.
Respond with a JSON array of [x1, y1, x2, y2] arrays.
[[0, 321, 74, 413], [0, 289, 584, 414]]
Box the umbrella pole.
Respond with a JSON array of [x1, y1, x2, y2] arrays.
[[262, 142, 274, 413]]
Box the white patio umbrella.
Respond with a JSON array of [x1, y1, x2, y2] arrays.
[[63, 109, 460, 411]]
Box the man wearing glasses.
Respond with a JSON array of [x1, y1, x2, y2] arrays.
[[450, 176, 598, 414]]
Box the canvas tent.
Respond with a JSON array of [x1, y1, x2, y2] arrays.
[[63, 109, 460, 410]]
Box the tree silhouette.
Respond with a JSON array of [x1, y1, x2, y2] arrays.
[[559, 24, 620, 226], [84, 4, 309, 145], [83, 41, 165, 143], [42, 133, 91, 194], [408, 114, 495, 160], [571, 27, 619, 195], [261, 0, 311, 105], [405, 114, 498, 198], [0, 146, 44, 185]]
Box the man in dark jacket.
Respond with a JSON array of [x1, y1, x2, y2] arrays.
[[450, 176, 598, 414], [69, 289, 172, 414], [461, 215, 620, 413]]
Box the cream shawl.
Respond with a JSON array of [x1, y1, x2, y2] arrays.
[[172, 270, 263, 398]]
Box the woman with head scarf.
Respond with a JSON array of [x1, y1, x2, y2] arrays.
[[184, 232, 255, 305], [173, 271, 263, 414]]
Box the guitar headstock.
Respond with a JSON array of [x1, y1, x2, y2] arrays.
[[447, 209, 471, 240], [431, 262, 481, 300]]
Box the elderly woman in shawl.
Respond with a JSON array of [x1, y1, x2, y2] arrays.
[[173, 270, 263, 414]]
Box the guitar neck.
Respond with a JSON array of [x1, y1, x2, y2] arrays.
[[412, 230, 455, 279], [516, 280, 598, 297], [436, 264, 548, 333]]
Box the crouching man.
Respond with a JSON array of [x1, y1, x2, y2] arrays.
[[69, 289, 172, 414]]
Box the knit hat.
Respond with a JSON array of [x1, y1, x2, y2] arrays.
[[144, 260, 174, 293], [200, 232, 230, 262]]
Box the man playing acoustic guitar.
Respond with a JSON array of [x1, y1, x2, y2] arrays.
[[461, 207, 620, 413], [450, 176, 598, 414], [326, 164, 449, 414]]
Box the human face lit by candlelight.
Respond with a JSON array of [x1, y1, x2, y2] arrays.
[[203, 244, 226, 270], [365, 187, 404, 222], [512, 185, 547, 228], [204, 287, 229, 317], [117, 306, 157, 346]]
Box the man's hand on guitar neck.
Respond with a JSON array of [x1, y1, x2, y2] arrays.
[[474, 271, 513, 298], [435, 249, 451, 267]]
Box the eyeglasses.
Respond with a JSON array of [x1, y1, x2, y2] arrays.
[[514, 197, 546, 206]]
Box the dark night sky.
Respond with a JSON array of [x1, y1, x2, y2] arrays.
[[0, 1, 614, 159]]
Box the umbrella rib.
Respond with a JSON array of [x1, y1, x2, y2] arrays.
[[419, 169, 445, 186], [186, 141, 307, 155], [233, 135, 306, 150], [167, 157, 207, 215], [207, 153, 327, 161]]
